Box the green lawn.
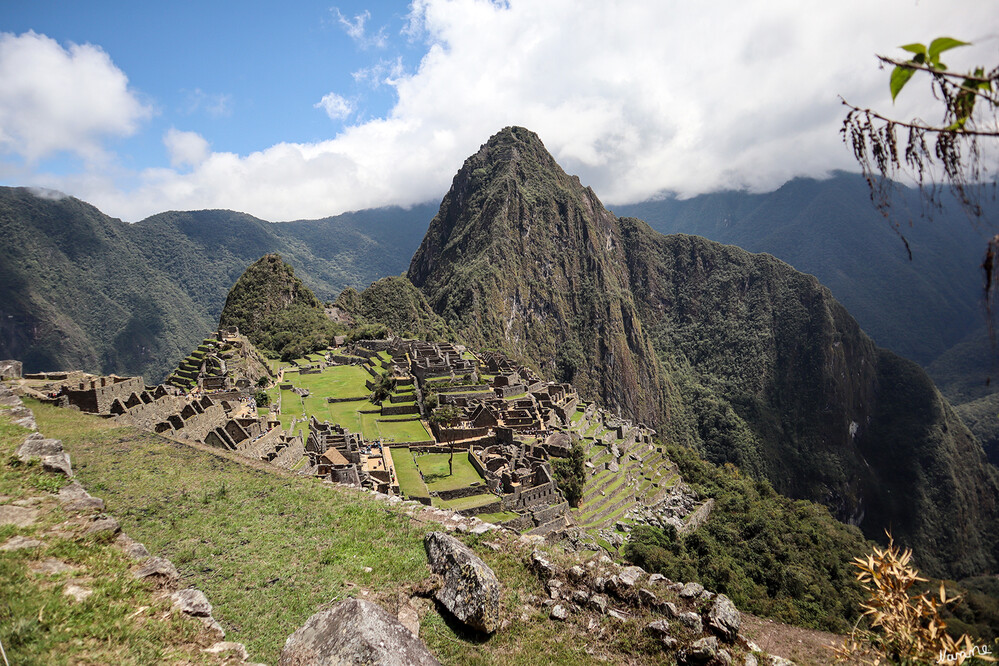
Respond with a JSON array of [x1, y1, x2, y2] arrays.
[[359, 413, 431, 443], [393, 447, 430, 499], [416, 452, 485, 492], [268, 366, 377, 435], [292, 365, 371, 398]]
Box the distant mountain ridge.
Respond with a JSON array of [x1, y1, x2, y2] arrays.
[[0, 186, 434, 382], [614, 172, 991, 368]]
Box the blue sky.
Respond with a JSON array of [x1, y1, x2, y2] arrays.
[[2, 2, 416, 173], [1, 0, 995, 221]]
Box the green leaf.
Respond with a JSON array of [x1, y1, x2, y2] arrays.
[[900, 43, 926, 55], [928, 37, 969, 59], [890, 65, 917, 101]]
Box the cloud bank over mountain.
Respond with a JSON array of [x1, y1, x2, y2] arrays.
[[2, 0, 995, 221]]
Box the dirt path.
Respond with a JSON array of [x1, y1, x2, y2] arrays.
[[740, 613, 861, 665]]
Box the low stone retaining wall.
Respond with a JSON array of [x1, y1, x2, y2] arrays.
[[679, 498, 714, 534], [433, 484, 490, 501], [381, 403, 420, 416], [458, 500, 503, 517], [327, 395, 368, 403]]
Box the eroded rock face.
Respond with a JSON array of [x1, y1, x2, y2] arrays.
[[707, 593, 740, 641], [424, 531, 501, 633], [172, 588, 213, 617], [278, 598, 441, 666]]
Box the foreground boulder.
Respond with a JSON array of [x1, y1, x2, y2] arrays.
[[424, 531, 501, 633], [279, 598, 440, 666], [707, 593, 741, 641]]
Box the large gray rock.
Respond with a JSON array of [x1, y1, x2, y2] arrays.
[[279, 598, 440, 666], [9, 406, 36, 430], [17, 437, 64, 460], [617, 565, 644, 588], [42, 453, 73, 477], [0, 360, 22, 380], [424, 531, 501, 633], [84, 516, 120, 537], [115, 533, 150, 559], [707, 593, 741, 641], [133, 556, 179, 585], [684, 636, 719, 664], [680, 582, 704, 598], [0, 504, 38, 527]]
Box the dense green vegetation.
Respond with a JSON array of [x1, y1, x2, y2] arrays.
[[335, 275, 454, 341], [613, 172, 989, 369], [626, 442, 868, 633], [614, 175, 999, 476], [552, 440, 586, 507], [218, 253, 338, 360]]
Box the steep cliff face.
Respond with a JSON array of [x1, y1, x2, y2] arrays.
[[619, 220, 999, 577], [407, 127, 999, 578], [408, 127, 669, 425]]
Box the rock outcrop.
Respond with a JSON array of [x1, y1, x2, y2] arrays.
[[424, 531, 501, 633], [278, 598, 441, 666]]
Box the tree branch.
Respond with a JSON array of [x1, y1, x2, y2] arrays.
[[840, 97, 999, 137], [876, 55, 999, 85]]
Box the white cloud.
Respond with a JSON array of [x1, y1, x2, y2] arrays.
[[352, 57, 406, 88], [182, 88, 232, 118], [332, 8, 388, 49], [164, 128, 210, 168], [22, 1, 999, 221], [314, 92, 354, 120], [0, 31, 151, 164]]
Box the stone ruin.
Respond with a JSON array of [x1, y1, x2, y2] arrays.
[[306, 417, 399, 495], [9, 332, 662, 538]]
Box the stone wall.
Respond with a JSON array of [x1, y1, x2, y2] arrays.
[[433, 484, 490, 501], [381, 403, 420, 416], [500, 513, 534, 533], [63, 375, 145, 414], [529, 500, 568, 526], [679, 499, 715, 535], [458, 500, 503, 517]]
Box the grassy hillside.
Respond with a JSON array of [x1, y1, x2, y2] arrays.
[[0, 409, 242, 666], [25, 400, 715, 665]]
